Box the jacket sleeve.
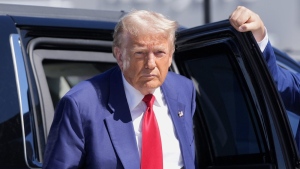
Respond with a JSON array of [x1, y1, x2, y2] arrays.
[[43, 95, 85, 169], [263, 41, 300, 115]]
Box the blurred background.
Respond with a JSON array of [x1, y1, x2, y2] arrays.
[[1, 0, 299, 61]]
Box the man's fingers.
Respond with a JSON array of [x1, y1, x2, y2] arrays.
[[238, 21, 257, 32], [229, 6, 265, 42], [230, 6, 252, 29]]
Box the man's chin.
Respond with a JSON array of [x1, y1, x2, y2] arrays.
[[144, 81, 162, 88], [137, 82, 162, 94]]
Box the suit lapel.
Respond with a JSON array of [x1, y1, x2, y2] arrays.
[[161, 75, 194, 168], [105, 67, 140, 169]]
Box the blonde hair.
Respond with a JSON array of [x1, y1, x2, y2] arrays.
[[112, 10, 178, 56]]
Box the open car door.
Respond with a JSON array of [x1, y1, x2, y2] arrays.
[[173, 20, 300, 169]]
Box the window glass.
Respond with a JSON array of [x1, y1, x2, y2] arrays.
[[183, 50, 267, 164], [42, 60, 116, 108]]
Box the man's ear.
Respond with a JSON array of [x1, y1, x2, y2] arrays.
[[114, 47, 123, 68], [168, 53, 173, 67]]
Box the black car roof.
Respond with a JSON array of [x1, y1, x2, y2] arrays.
[[0, 3, 125, 22]]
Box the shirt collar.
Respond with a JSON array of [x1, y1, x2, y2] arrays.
[[122, 74, 165, 111]]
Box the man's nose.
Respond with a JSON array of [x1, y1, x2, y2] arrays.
[[145, 53, 156, 69]]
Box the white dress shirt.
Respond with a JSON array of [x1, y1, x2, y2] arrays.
[[257, 27, 269, 52], [122, 75, 183, 169]]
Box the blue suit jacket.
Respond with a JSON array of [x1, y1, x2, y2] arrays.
[[263, 41, 300, 150], [263, 41, 300, 115], [43, 66, 196, 169]]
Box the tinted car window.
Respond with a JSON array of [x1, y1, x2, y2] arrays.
[[187, 53, 265, 157], [184, 50, 270, 167]]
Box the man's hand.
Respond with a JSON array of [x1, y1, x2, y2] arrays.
[[229, 6, 265, 42]]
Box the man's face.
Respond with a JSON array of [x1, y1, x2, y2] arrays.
[[114, 32, 173, 95]]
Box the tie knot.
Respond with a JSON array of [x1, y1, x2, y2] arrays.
[[142, 94, 155, 107]]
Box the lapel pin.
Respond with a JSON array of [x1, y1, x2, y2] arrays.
[[178, 111, 184, 117]]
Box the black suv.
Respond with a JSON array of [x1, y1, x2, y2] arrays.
[[0, 3, 299, 169]]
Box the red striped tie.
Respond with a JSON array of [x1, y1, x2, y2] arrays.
[[141, 94, 163, 169]]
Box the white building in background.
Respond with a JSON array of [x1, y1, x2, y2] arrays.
[[1, 0, 299, 60]]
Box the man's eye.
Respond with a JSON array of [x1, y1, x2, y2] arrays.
[[156, 51, 166, 57], [134, 52, 145, 58]]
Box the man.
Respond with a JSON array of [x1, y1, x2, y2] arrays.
[[43, 10, 196, 169], [43, 6, 272, 169]]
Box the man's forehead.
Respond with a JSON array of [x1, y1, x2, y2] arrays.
[[127, 32, 169, 42]]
